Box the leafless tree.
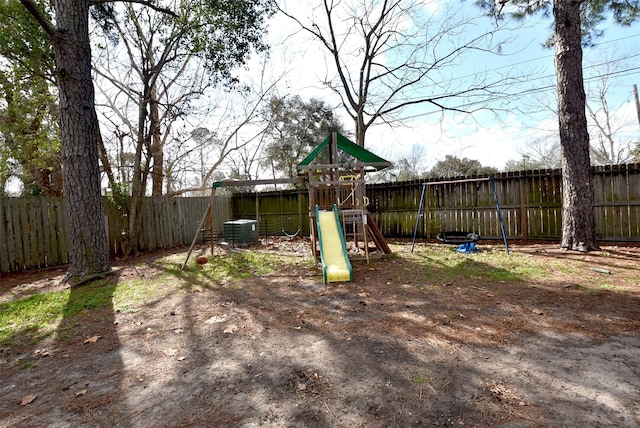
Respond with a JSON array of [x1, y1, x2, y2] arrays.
[[503, 137, 561, 172], [163, 71, 283, 196], [370, 143, 427, 182], [91, 2, 276, 254], [586, 58, 635, 165], [278, 0, 518, 147]]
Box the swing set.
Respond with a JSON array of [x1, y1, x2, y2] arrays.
[[278, 189, 301, 238], [410, 177, 509, 254], [180, 176, 305, 269]]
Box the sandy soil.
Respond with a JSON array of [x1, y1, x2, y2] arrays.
[[1, 238, 639, 427]]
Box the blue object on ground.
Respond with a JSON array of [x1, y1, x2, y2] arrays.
[[457, 242, 479, 253]]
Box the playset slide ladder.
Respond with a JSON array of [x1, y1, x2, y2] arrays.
[[315, 205, 353, 284]]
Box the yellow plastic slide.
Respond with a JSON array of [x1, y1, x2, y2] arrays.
[[315, 205, 353, 284]]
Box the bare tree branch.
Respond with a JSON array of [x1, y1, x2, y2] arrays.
[[90, 0, 178, 17], [278, 0, 520, 146], [19, 0, 55, 38]]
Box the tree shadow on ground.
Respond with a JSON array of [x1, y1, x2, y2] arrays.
[[133, 243, 640, 426], [0, 274, 132, 426], [55, 276, 132, 426], [1, 241, 639, 427]]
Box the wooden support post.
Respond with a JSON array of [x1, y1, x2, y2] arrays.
[[209, 187, 216, 255], [367, 216, 392, 254], [181, 198, 211, 270], [331, 132, 339, 182], [255, 191, 260, 238]]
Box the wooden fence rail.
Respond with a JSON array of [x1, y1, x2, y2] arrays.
[[2, 163, 639, 273]]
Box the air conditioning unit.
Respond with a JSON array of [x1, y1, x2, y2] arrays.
[[223, 219, 258, 245]]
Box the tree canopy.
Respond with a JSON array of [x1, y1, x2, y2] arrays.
[[0, 0, 61, 195], [91, 0, 276, 255], [11, 0, 277, 281], [262, 95, 346, 179], [429, 155, 498, 178]]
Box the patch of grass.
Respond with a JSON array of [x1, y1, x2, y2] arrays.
[[598, 283, 627, 292], [382, 251, 403, 261], [411, 373, 432, 384], [407, 245, 558, 285], [112, 278, 170, 312], [0, 275, 174, 347], [19, 360, 36, 370], [62, 280, 118, 317], [173, 252, 301, 286], [0, 291, 69, 344]]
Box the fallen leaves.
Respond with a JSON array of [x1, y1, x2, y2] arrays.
[[20, 395, 37, 406], [83, 335, 102, 344], [34, 349, 52, 357], [487, 380, 525, 406], [205, 315, 226, 324], [289, 370, 328, 396]]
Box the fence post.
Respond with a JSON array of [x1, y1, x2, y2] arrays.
[[519, 171, 528, 241]]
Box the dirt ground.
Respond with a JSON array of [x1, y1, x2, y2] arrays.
[[1, 238, 639, 427]]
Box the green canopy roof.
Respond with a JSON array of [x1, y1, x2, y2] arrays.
[[297, 133, 391, 171]]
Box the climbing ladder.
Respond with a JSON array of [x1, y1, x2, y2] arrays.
[[340, 209, 370, 263]]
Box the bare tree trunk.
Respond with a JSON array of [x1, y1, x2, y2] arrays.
[[150, 85, 164, 196], [51, 0, 110, 281], [125, 83, 150, 256], [554, 0, 599, 251]]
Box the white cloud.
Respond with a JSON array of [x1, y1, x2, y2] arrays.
[[365, 116, 526, 170]]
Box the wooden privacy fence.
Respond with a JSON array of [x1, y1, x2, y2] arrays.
[[366, 164, 640, 242], [1, 163, 639, 273], [234, 163, 640, 243], [0, 196, 226, 273], [229, 189, 310, 238]]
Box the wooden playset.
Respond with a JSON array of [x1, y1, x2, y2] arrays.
[[183, 132, 393, 283]]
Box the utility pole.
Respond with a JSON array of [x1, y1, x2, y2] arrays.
[[633, 84, 640, 130]]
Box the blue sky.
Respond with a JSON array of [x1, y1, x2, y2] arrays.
[[267, 2, 640, 171]]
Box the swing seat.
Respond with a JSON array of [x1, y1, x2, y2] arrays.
[[436, 231, 480, 244]]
